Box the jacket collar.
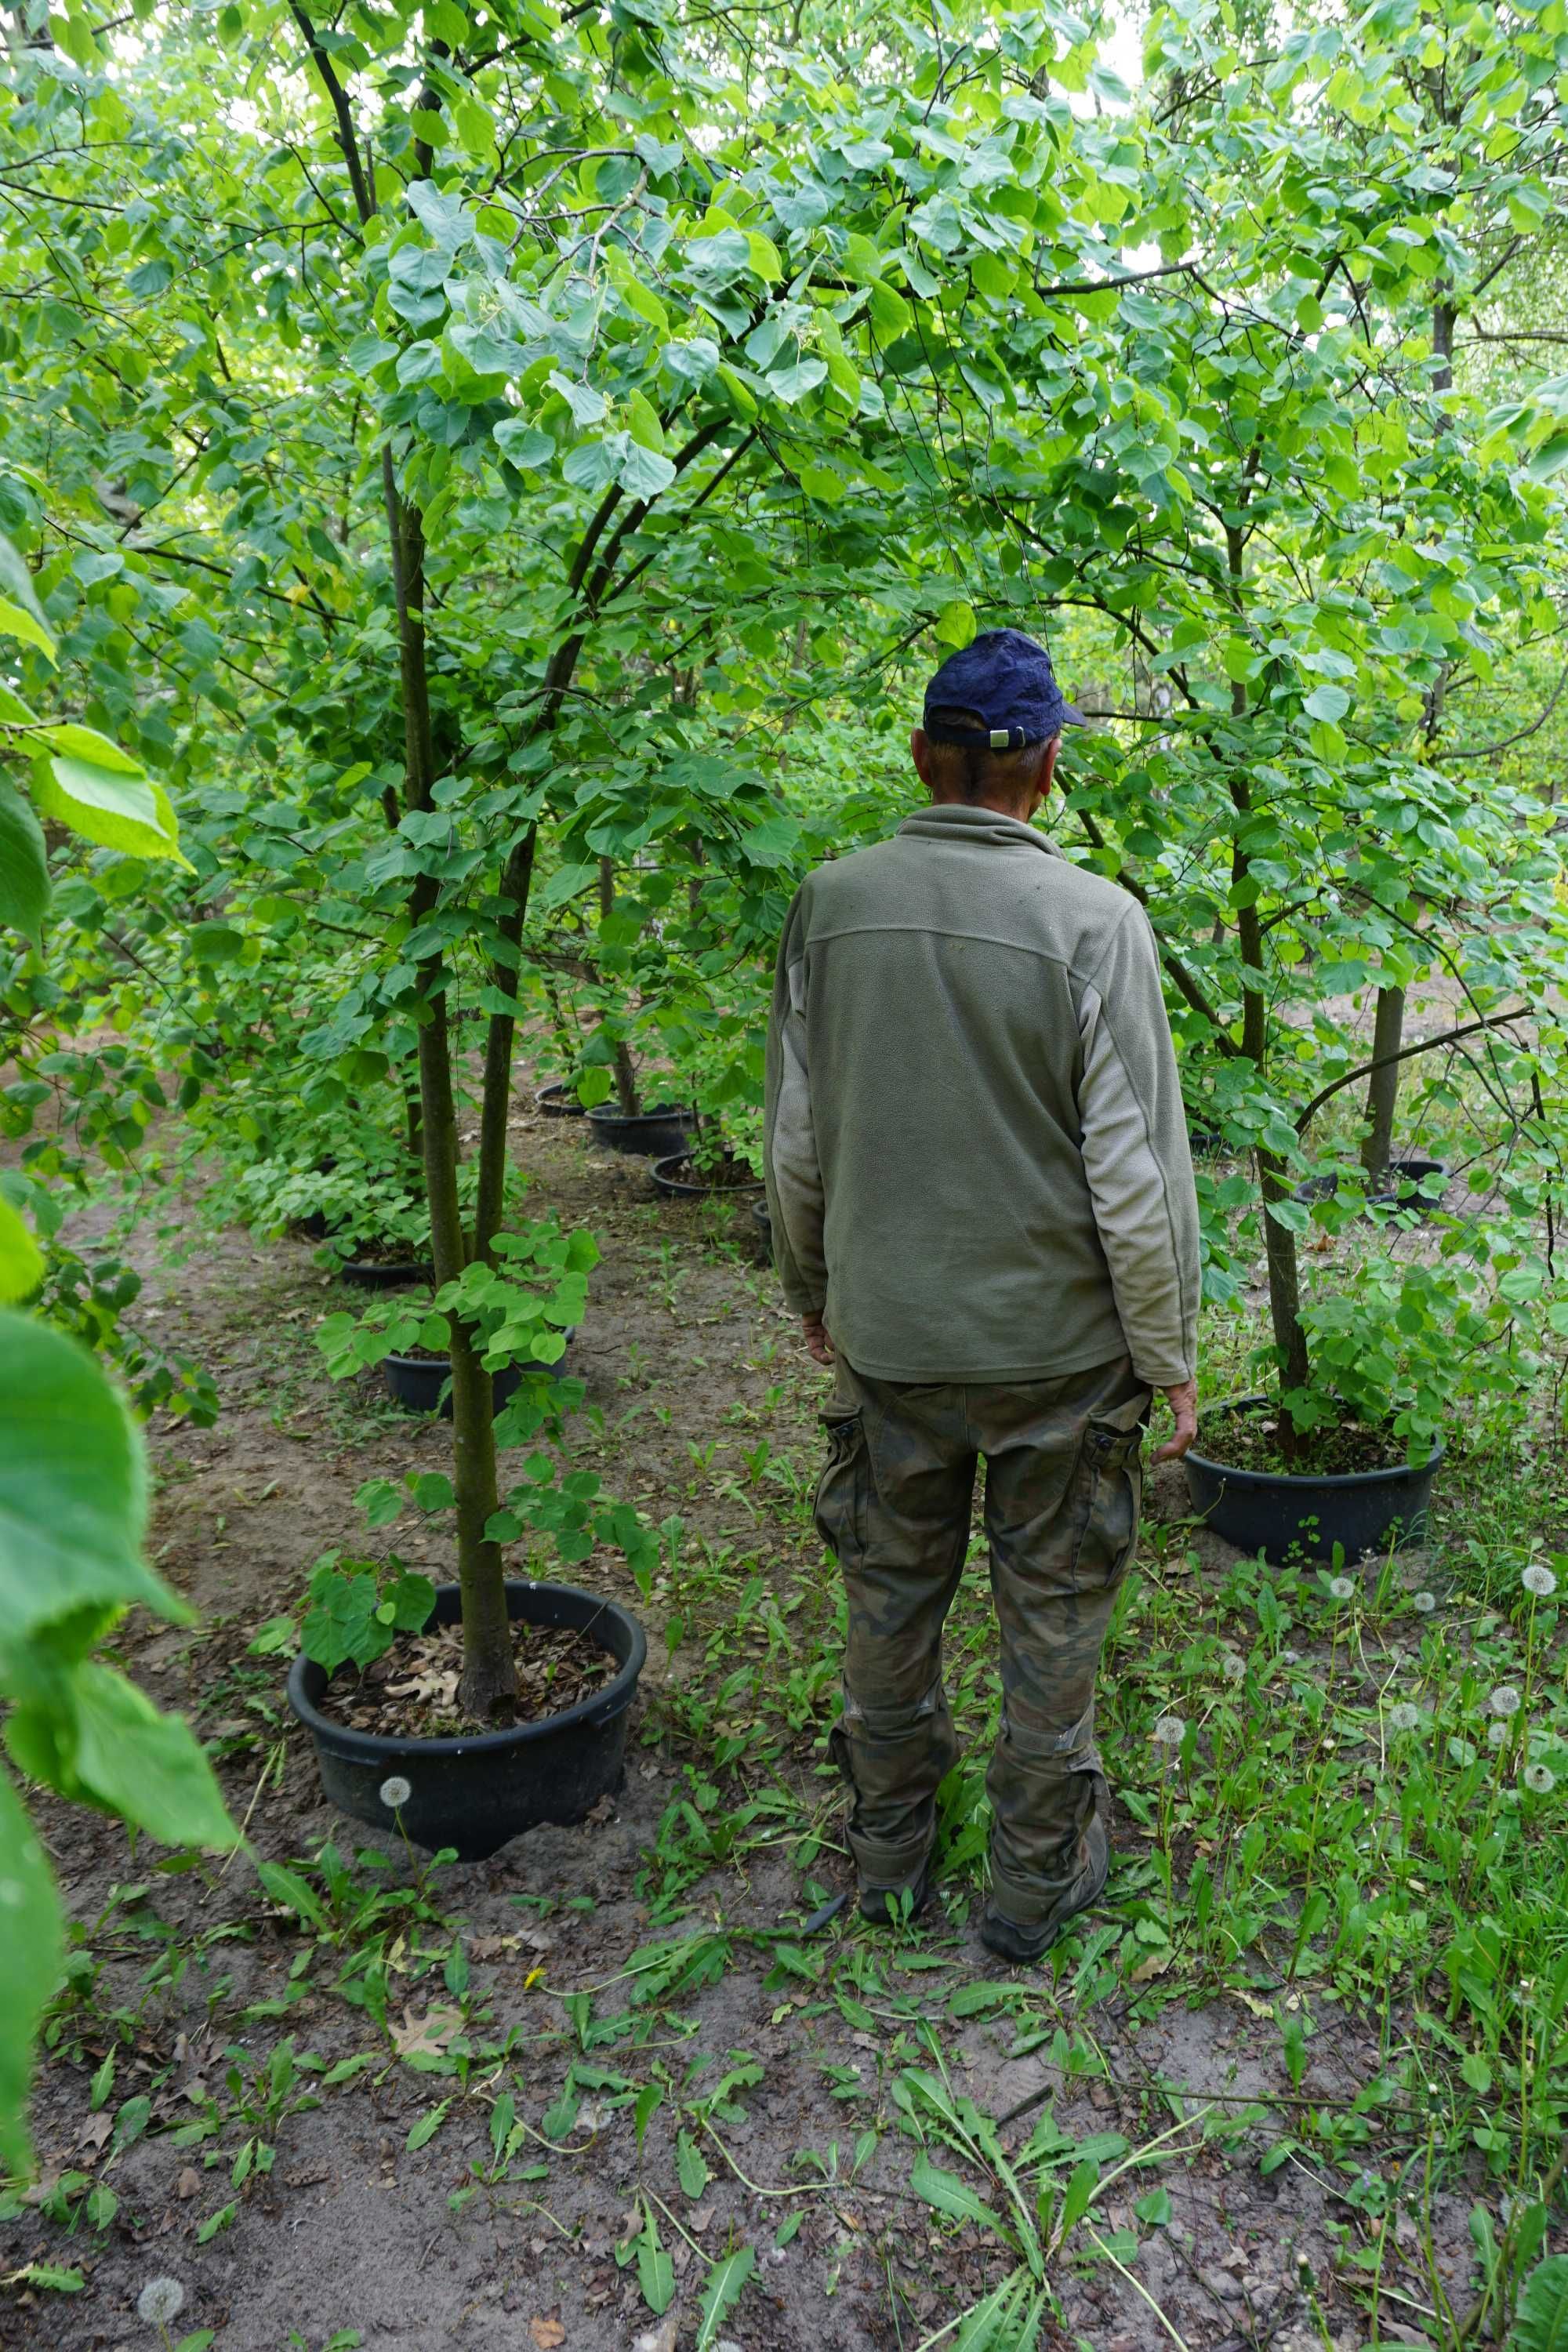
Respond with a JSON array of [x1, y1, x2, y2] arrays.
[[897, 803, 1062, 858]]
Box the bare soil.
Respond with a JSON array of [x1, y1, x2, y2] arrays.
[[0, 1073, 1491, 2352]]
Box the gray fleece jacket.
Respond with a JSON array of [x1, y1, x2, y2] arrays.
[[762, 802, 1200, 1387]]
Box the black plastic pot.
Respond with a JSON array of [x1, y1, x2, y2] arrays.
[[1188, 1126, 1225, 1160], [1184, 1397, 1443, 1566], [1293, 1156, 1450, 1219], [381, 1333, 575, 1417], [650, 1152, 764, 1203], [536, 1080, 586, 1119], [285, 1579, 647, 1860], [340, 1255, 434, 1291], [752, 1199, 771, 1236], [586, 1104, 695, 1159]]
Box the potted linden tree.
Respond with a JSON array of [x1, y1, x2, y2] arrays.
[[251, 0, 995, 1849], [1025, 206, 1568, 1562]]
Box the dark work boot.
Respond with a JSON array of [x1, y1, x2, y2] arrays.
[[980, 1813, 1109, 1965], [858, 1860, 933, 1926], [978, 1904, 1058, 1964]]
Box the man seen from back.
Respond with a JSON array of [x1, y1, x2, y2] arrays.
[[763, 626, 1201, 1962]]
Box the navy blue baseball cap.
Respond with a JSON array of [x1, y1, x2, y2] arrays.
[[923, 627, 1083, 750]]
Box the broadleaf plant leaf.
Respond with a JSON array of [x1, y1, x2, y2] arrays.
[[695, 2245, 757, 2350], [66, 1663, 238, 1851], [0, 1312, 189, 1645], [0, 1194, 44, 1302], [0, 1762, 64, 2178], [0, 775, 48, 942], [37, 754, 187, 865]]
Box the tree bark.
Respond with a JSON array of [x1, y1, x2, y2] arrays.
[[1359, 983, 1406, 1181], [1227, 524, 1309, 1451], [1232, 782, 1310, 1443], [396, 503, 515, 1719], [600, 857, 641, 1116], [473, 829, 536, 1266]]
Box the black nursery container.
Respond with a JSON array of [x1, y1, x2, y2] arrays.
[[536, 1081, 586, 1119], [1184, 1398, 1443, 1566], [649, 1152, 764, 1203], [286, 1580, 648, 1860], [586, 1104, 695, 1159], [1293, 1156, 1450, 1220], [340, 1255, 434, 1291], [381, 1333, 575, 1417]]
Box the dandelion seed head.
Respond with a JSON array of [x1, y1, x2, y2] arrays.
[[136, 2278, 186, 2327], [1328, 1575, 1355, 1602], [1413, 1591, 1436, 1614], [1523, 1563, 1558, 1598], [1487, 1721, 1508, 1748], [1388, 1703, 1420, 1733], [1489, 1686, 1522, 1718], [1221, 1651, 1245, 1682], [1525, 1763, 1555, 1795], [1282, 1649, 1301, 1666], [1152, 1715, 1186, 1748], [379, 1774, 412, 1808]]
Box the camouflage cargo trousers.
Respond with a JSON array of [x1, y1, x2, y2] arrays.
[[815, 1352, 1149, 1930]]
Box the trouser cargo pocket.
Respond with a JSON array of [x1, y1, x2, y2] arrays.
[[814, 1407, 868, 1563], [1067, 1387, 1149, 1592]]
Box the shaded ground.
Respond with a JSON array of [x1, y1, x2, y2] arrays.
[[0, 1071, 1519, 2352]]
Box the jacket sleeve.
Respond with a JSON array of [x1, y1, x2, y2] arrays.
[[1076, 904, 1200, 1386], [763, 885, 829, 1316]]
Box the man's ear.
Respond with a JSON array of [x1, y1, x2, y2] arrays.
[[911, 726, 935, 789], [1023, 735, 1060, 819]]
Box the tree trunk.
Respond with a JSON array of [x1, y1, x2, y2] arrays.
[[1227, 521, 1310, 1455], [1235, 821, 1310, 1453], [416, 971, 516, 1720], [1359, 984, 1406, 1182], [473, 829, 536, 1265], [385, 420, 515, 1719], [599, 857, 641, 1117]]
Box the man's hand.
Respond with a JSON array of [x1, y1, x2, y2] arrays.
[[1151, 1378, 1198, 1464], [802, 1312, 836, 1367]]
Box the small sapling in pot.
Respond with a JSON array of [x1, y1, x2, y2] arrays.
[[649, 1123, 763, 1202], [317, 1213, 591, 1412], [278, 1554, 646, 1860], [297, 1205, 667, 1850], [1184, 1223, 1511, 1562]]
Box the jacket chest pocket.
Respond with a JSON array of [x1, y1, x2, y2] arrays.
[[815, 1408, 869, 1563]]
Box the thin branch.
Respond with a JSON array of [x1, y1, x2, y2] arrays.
[[1433, 661, 1568, 760], [288, 3, 377, 226], [1031, 258, 1200, 300], [1294, 1007, 1534, 1136], [1075, 811, 1237, 1051]]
